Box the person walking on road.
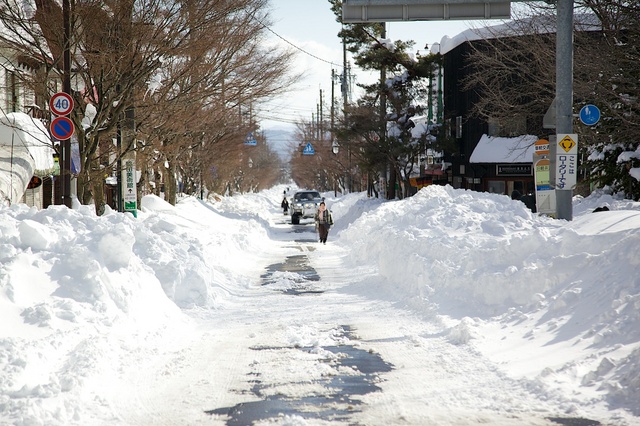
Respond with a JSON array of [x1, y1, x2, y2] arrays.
[[314, 201, 333, 244], [281, 197, 289, 215]]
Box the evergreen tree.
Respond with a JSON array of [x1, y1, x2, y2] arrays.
[[329, 0, 442, 199]]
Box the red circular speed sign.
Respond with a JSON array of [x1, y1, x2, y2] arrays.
[[49, 92, 74, 116]]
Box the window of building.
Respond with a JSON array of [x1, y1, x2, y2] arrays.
[[487, 180, 506, 194], [6, 70, 20, 113]]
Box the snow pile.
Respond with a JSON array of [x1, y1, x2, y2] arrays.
[[1, 183, 639, 424], [0, 193, 279, 424], [336, 185, 640, 415], [139, 195, 271, 307]]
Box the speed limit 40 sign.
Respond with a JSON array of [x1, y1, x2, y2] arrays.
[[49, 92, 74, 116]]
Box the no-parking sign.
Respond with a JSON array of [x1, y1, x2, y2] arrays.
[[49, 92, 74, 116], [50, 116, 75, 140]]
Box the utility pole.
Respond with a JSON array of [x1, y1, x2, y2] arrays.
[[316, 101, 320, 140], [117, 2, 137, 216], [319, 89, 324, 141], [555, 0, 575, 220], [342, 36, 352, 193], [61, 0, 72, 208], [380, 23, 392, 199], [115, 85, 122, 212], [331, 68, 340, 195], [312, 112, 316, 139], [331, 69, 335, 141]]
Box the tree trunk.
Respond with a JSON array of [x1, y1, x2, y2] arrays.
[[165, 161, 177, 205], [154, 167, 161, 196], [387, 166, 397, 199], [92, 175, 106, 215], [77, 170, 91, 205]]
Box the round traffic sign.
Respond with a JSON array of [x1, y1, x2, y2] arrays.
[[534, 139, 550, 156], [50, 116, 75, 140], [579, 104, 600, 126], [49, 92, 74, 116]]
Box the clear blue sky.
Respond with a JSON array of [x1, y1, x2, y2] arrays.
[[259, 0, 489, 131]]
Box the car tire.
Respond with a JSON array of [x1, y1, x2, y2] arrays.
[[291, 213, 300, 225]]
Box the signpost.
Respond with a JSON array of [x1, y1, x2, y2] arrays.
[[554, 0, 574, 220], [50, 91, 75, 208]]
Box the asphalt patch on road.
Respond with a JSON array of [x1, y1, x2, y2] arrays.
[[205, 326, 393, 425], [289, 225, 312, 233], [547, 417, 601, 426], [288, 221, 318, 239], [260, 254, 322, 295]]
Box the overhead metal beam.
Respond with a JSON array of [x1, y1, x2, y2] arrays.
[[342, 1, 511, 22], [346, 0, 508, 3]]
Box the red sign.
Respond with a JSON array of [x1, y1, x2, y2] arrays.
[[49, 92, 74, 116], [50, 116, 74, 140]]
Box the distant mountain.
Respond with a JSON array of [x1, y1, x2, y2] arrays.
[[263, 126, 295, 161]]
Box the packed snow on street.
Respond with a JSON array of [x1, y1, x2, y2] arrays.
[[1, 184, 639, 425]]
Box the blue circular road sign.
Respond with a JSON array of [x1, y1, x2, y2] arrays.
[[579, 104, 601, 126], [50, 116, 75, 140]]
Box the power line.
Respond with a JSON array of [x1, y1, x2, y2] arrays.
[[262, 103, 315, 114], [256, 114, 302, 125], [255, 18, 343, 69]]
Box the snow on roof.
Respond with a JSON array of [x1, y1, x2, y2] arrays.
[[432, 14, 602, 55], [0, 112, 55, 172], [470, 134, 537, 164]]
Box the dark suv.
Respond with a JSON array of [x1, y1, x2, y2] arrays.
[[290, 190, 322, 225]]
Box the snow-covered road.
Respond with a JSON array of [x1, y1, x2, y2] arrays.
[[4, 186, 638, 425], [111, 215, 593, 426]]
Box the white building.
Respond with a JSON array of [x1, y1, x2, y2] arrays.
[[0, 33, 57, 207]]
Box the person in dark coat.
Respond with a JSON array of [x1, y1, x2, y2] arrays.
[[314, 201, 333, 244], [281, 197, 289, 215], [520, 193, 537, 213], [512, 190, 536, 213]]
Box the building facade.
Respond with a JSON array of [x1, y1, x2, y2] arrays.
[[441, 35, 541, 198]]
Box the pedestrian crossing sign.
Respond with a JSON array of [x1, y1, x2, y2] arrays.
[[303, 142, 315, 155], [244, 132, 257, 146]]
